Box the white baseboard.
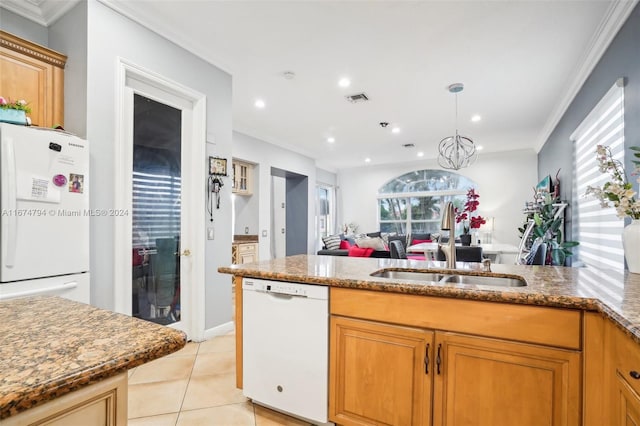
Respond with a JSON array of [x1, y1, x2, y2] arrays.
[[198, 321, 235, 342]]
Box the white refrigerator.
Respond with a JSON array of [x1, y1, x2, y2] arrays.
[[0, 123, 90, 303]]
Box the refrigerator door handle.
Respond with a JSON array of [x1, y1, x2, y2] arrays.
[[1, 136, 17, 268]]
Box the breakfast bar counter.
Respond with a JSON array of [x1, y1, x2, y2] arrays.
[[221, 255, 640, 424], [0, 296, 186, 421], [219, 254, 640, 342]]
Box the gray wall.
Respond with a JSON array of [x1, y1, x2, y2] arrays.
[[538, 3, 640, 243], [0, 8, 48, 46], [49, 1, 87, 137], [41, 1, 233, 331], [85, 1, 233, 329], [286, 174, 309, 256]]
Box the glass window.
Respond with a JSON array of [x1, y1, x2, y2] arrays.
[[377, 170, 476, 236]]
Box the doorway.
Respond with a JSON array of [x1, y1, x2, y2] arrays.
[[270, 168, 308, 258], [114, 60, 206, 339]]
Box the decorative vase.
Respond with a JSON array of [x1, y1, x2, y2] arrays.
[[460, 234, 472, 246], [622, 219, 640, 274], [0, 108, 27, 125]]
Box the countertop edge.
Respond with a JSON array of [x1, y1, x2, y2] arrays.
[[219, 266, 640, 345], [0, 330, 186, 420]]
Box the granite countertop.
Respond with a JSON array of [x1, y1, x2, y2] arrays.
[[0, 296, 186, 419], [233, 235, 259, 243], [219, 254, 640, 343]]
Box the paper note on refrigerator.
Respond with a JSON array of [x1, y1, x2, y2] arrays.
[[16, 172, 61, 203]]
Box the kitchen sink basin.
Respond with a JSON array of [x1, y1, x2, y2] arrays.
[[370, 270, 527, 287], [440, 274, 526, 287], [369, 270, 450, 282]]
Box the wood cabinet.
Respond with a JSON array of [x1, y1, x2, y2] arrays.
[[330, 316, 433, 426], [329, 288, 582, 426], [3, 372, 127, 426], [0, 30, 66, 128], [232, 242, 258, 264], [433, 332, 580, 426], [232, 160, 253, 195], [607, 320, 640, 425]]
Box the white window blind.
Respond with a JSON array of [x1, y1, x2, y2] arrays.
[[572, 79, 625, 270], [132, 170, 181, 249]]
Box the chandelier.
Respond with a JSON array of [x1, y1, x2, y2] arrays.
[[437, 83, 477, 170]]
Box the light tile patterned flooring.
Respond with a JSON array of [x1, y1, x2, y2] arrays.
[[128, 332, 311, 425]]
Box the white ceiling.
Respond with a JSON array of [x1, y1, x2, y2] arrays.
[[5, 0, 637, 170]]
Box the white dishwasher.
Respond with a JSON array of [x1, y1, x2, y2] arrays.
[[243, 278, 330, 424]]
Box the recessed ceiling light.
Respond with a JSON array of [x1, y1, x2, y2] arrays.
[[391, 127, 401, 134], [471, 114, 482, 122], [417, 151, 424, 157], [254, 99, 266, 109], [364, 157, 371, 163], [476, 145, 484, 151], [338, 77, 351, 88], [327, 137, 335, 143]]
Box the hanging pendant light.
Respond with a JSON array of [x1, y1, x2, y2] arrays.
[[438, 83, 477, 170]]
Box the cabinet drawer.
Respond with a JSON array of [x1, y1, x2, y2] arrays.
[[238, 243, 255, 253], [330, 287, 582, 349], [611, 324, 640, 396]]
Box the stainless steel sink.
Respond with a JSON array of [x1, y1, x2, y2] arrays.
[[440, 274, 526, 287], [370, 270, 527, 287], [370, 270, 449, 282]]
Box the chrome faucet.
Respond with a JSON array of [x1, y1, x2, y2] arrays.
[[439, 201, 457, 269]]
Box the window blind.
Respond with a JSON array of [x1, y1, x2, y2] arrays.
[[572, 79, 625, 270], [132, 170, 181, 249]]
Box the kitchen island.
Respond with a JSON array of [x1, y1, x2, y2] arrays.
[[220, 254, 640, 426], [0, 296, 186, 424]]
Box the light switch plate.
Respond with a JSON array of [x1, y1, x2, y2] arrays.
[[207, 227, 215, 240], [262, 230, 268, 237]]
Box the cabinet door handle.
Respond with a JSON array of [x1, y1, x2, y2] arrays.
[[630, 371, 640, 380], [436, 344, 442, 375], [424, 344, 430, 375]]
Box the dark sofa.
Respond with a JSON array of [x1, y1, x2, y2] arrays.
[[316, 248, 391, 258], [317, 231, 392, 258], [317, 232, 431, 259]]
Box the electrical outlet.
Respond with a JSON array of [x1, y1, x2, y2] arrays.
[[207, 227, 215, 240]]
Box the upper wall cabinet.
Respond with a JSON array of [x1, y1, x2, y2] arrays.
[[232, 160, 253, 195], [0, 30, 67, 128]]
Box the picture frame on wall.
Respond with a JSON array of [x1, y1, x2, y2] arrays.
[[209, 156, 227, 176]]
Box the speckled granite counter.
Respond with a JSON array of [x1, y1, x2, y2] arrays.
[[219, 254, 640, 343], [233, 234, 259, 243], [0, 296, 186, 419]]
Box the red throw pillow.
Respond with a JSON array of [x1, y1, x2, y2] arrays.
[[348, 246, 374, 257], [339, 239, 352, 249], [411, 239, 432, 245]]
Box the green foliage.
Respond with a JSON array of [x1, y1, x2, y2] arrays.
[[532, 194, 579, 266]]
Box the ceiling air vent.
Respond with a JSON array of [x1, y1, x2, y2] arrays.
[[402, 143, 415, 148], [346, 93, 369, 103]]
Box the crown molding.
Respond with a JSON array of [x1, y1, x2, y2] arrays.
[[1, 0, 80, 26], [0, 30, 67, 67], [534, 0, 639, 153], [97, 0, 234, 75]]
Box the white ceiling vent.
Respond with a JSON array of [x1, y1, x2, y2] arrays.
[[345, 93, 369, 103]]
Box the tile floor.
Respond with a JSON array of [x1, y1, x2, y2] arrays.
[[127, 332, 312, 425]]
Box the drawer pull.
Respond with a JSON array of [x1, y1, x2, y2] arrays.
[[630, 371, 640, 380]]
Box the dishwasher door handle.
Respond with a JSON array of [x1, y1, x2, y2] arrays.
[[261, 291, 308, 300]]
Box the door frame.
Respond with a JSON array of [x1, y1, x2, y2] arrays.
[[113, 58, 206, 340]]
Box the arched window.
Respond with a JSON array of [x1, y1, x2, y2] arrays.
[[378, 170, 477, 235]]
